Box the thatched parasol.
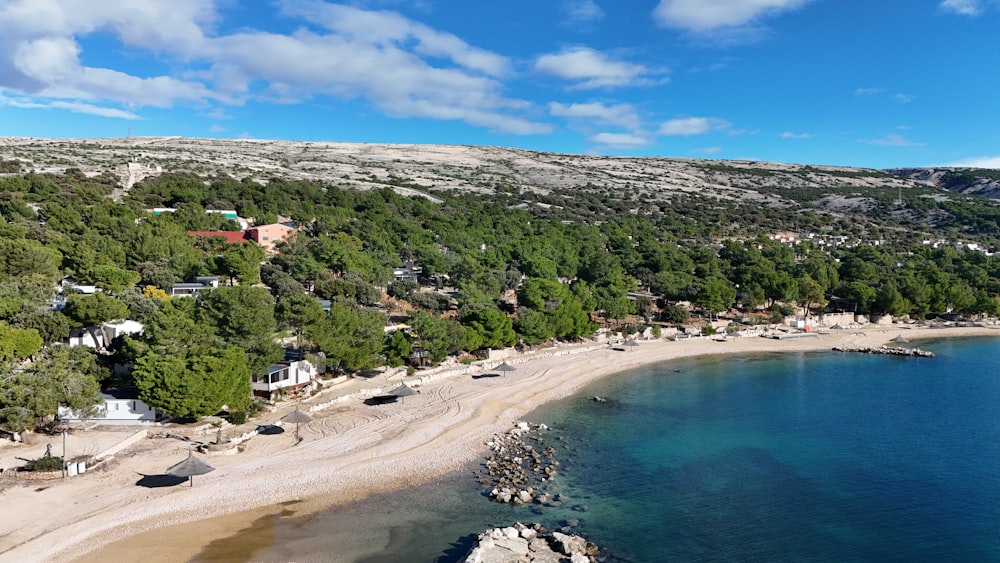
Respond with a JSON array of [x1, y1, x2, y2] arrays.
[[890, 334, 910, 344], [389, 384, 418, 403], [165, 451, 215, 487], [495, 362, 517, 374], [282, 408, 313, 441], [623, 339, 640, 351]]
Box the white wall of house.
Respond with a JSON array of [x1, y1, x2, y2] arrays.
[[252, 360, 316, 395], [58, 394, 158, 424]]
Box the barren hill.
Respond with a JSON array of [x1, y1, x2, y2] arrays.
[[2, 137, 998, 226]]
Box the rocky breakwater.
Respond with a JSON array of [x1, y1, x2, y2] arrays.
[[833, 345, 935, 357], [477, 422, 560, 506], [463, 523, 600, 563]]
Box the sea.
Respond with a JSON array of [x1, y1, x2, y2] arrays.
[[194, 336, 1000, 562]]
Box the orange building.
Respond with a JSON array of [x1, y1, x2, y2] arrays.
[[246, 223, 296, 253]]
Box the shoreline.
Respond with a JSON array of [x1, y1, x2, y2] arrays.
[[1, 326, 995, 562]]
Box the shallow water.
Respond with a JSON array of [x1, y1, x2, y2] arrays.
[[195, 336, 1000, 562]]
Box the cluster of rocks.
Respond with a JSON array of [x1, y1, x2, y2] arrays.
[[477, 422, 560, 505], [833, 345, 935, 357], [463, 523, 600, 563]]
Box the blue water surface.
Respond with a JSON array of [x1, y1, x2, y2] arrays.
[[198, 337, 1000, 562]]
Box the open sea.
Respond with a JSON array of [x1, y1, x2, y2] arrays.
[[195, 336, 1000, 562]]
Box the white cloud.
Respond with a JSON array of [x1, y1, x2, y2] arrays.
[[694, 146, 723, 155], [868, 134, 925, 147], [941, 0, 982, 15], [658, 116, 729, 136], [590, 132, 652, 149], [563, 0, 605, 24], [549, 101, 642, 130], [947, 155, 1000, 168], [894, 93, 915, 103], [534, 47, 661, 90], [854, 87, 884, 96], [0, 94, 140, 119], [653, 0, 811, 32], [0, 0, 550, 134], [780, 131, 811, 139], [280, 1, 510, 77]]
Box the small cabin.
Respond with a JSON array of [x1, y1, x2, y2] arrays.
[[252, 359, 317, 400]]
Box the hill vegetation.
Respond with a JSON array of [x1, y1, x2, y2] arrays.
[[1, 137, 999, 433]]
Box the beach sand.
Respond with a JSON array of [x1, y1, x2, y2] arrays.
[[0, 326, 994, 562]]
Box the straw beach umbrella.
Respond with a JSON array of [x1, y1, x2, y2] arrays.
[[165, 451, 215, 487], [890, 334, 910, 344], [389, 384, 419, 403], [495, 362, 517, 375], [623, 339, 640, 351], [282, 408, 313, 441]]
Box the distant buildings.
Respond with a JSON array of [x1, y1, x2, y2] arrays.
[[187, 222, 296, 254]]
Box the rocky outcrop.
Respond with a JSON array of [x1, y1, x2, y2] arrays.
[[462, 523, 599, 563], [832, 345, 935, 357], [476, 422, 560, 505]]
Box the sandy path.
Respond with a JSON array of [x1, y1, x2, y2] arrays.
[[0, 326, 994, 562]]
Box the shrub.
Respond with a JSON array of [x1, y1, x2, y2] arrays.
[[23, 456, 64, 472], [229, 411, 247, 425]]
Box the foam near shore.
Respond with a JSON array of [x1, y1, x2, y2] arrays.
[[0, 326, 995, 563]]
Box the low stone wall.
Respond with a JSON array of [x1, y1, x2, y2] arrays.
[[8, 469, 63, 481]]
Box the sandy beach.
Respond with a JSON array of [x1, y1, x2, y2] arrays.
[[0, 326, 995, 562]]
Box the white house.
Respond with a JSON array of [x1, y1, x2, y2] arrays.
[[102, 319, 144, 341], [58, 390, 159, 425], [67, 321, 143, 349], [68, 327, 105, 349], [252, 359, 316, 400]]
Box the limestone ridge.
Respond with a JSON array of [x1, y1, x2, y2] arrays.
[[3, 136, 997, 209], [888, 168, 1000, 199]]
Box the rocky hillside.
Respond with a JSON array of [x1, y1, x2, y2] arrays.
[[888, 168, 1000, 199], [2, 137, 998, 234]]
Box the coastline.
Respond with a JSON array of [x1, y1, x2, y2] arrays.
[[1, 326, 995, 562]]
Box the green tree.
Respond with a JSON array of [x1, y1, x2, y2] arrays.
[[308, 302, 386, 371], [460, 307, 516, 351], [407, 310, 468, 364], [0, 346, 104, 433], [276, 293, 326, 349], [221, 242, 265, 285], [0, 323, 43, 362], [797, 274, 827, 318], [87, 265, 142, 293], [694, 276, 736, 319], [383, 330, 413, 367], [63, 293, 129, 326], [133, 346, 251, 418]]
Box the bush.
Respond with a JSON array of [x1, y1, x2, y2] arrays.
[[23, 456, 64, 472], [700, 325, 717, 336], [229, 411, 247, 425]]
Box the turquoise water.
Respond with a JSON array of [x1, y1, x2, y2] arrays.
[[197, 337, 1000, 562]]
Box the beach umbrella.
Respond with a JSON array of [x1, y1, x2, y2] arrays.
[[623, 339, 640, 351], [389, 384, 419, 403], [495, 362, 517, 375], [282, 408, 313, 441], [831, 324, 843, 330], [165, 451, 215, 487], [890, 334, 910, 344]]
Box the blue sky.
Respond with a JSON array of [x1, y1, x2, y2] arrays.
[[1, 0, 998, 169]]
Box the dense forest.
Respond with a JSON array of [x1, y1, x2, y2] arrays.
[[2, 163, 999, 433]]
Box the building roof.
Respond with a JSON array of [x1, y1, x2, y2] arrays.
[[187, 231, 248, 244]]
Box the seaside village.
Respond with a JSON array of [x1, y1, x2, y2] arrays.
[[0, 210, 981, 477]]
